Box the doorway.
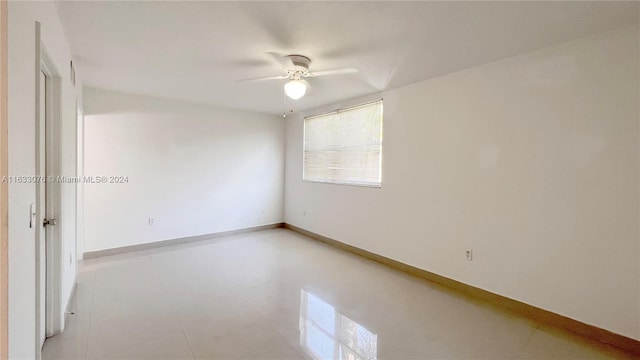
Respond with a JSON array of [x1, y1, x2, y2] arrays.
[[36, 69, 47, 350], [36, 32, 64, 358]]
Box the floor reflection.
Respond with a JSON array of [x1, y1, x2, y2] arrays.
[[299, 290, 378, 360]]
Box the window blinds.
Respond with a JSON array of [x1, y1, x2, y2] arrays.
[[303, 100, 383, 187]]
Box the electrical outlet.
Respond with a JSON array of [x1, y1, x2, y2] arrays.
[[148, 218, 155, 225], [465, 250, 473, 261]]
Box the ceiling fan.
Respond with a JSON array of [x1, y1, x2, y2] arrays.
[[242, 53, 358, 100]]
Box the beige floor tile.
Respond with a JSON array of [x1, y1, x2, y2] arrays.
[[189, 318, 283, 360], [85, 319, 184, 359], [42, 229, 638, 360], [85, 331, 195, 360], [178, 294, 266, 341], [517, 325, 638, 360], [41, 335, 88, 360], [245, 336, 304, 360]]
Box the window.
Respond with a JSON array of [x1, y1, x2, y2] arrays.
[[303, 100, 383, 187]]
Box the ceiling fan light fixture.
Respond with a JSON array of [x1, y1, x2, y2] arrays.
[[284, 79, 307, 100]]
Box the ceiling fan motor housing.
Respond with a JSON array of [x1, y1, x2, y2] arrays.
[[287, 55, 311, 74]]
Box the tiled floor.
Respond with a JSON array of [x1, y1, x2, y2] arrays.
[[43, 229, 636, 360]]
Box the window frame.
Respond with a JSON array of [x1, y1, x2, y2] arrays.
[[302, 99, 383, 188]]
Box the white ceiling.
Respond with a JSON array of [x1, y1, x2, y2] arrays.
[[55, 1, 638, 115]]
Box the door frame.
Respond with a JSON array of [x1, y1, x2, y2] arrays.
[[35, 23, 64, 356], [0, 1, 8, 359], [76, 105, 84, 262]]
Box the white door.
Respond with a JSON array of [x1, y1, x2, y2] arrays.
[[37, 70, 47, 349]]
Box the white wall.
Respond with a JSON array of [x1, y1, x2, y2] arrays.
[[285, 25, 640, 340], [83, 88, 285, 253], [7, 1, 80, 358]]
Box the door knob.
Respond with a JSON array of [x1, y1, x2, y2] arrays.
[[43, 218, 57, 226]]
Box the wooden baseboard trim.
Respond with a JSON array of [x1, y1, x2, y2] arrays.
[[284, 223, 640, 355], [83, 223, 285, 259]]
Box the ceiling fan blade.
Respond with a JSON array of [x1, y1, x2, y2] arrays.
[[239, 74, 289, 82], [265, 52, 294, 70], [308, 68, 359, 77]]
